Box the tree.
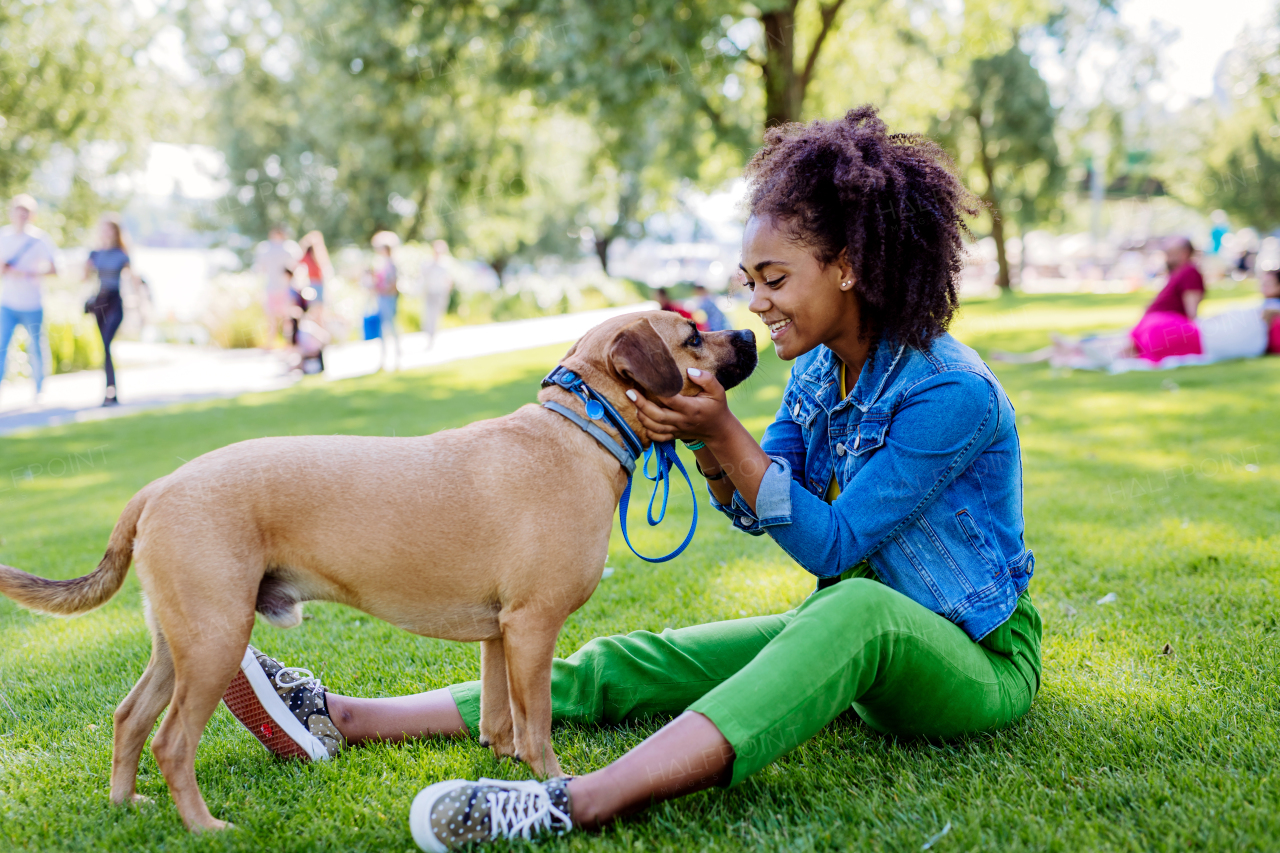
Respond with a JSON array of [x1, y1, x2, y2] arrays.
[[491, 1, 754, 273], [754, 0, 850, 127], [934, 44, 1063, 290], [1195, 10, 1280, 230], [180, 0, 488, 244], [490, 0, 881, 273], [1203, 125, 1280, 231], [0, 0, 174, 239]]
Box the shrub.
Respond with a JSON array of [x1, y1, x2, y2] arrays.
[[208, 300, 267, 349], [47, 320, 105, 374]]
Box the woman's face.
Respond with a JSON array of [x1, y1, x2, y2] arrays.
[[99, 220, 117, 248], [739, 215, 860, 361]]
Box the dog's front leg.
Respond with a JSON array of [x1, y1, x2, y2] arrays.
[[500, 613, 563, 778], [478, 637, 516, 760]]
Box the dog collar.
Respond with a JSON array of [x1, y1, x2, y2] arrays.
[[541, 366, 643, 474], [540, 365, 698, 564]]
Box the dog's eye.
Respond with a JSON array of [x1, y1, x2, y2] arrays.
[[686, 333, 702, 347]]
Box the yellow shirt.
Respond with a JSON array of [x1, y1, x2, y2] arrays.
[[822, 359, 877, 582], [824, 361, 848, 503]]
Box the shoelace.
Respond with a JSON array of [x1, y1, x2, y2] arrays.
[[481, 778, 571, 840], [274, 666, 323, 694]]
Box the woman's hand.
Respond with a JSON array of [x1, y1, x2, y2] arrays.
[[626, 368, 731, 445], [627, 367, 774, 510]]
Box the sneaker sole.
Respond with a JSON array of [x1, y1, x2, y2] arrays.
[[409, 780, 472, 853], [222, 647, 331, 762]]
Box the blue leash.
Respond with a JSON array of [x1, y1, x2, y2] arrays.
[[541, 366, 699, 563], [618, 441, 699, 563]]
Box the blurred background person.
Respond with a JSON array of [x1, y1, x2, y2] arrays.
[[995, 261, 1279, 369], [1150, 237, 1205, 320], [419, 238, 454, 349], [0, 194, 58, 403], [1231, 228, 1259, 281], [1209, 210, 1230, 255], [654, 286, 694, 321], [84, 214, 133, 407], [298, 231, 332, 325], [1260, 268, 1280, 354], [691, 284, 730, 331], [370, 230, 401, 371], [1129, 237, 1205, 362], [253, 225, 300, 345]]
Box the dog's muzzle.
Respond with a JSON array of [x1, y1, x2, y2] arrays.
[[715, 329, 758, 391]]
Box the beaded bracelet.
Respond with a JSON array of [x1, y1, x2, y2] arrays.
[[682, 439, 707, 451]]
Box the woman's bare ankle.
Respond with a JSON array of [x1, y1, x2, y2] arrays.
[[322, 689, 468, 745], [324, 693, 359, 741], [565, 775, 611, 828]]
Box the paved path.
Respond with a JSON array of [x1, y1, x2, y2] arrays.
[[0, 303, 656, 435]]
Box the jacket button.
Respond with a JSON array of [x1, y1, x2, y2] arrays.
[[792, 403, 801, 417], [836, 443, 846, 456]]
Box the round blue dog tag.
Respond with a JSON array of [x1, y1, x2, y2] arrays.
[[585, 399, 605, 421]]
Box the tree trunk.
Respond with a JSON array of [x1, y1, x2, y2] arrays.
[[594, 234, 612, 276], [975, 118, 1011, 290], [490, 256, 508, 285], [757, 1, 846, 131], [407, 185, 430, 241], [988, 199, 1011, 290], [760, 3, 802, 128]]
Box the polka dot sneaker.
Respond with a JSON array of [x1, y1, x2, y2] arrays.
[[221, 645, 345, 761], [409, 777, 573, 852]]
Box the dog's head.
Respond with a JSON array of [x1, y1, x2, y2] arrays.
[[561, 310, 757, 400]]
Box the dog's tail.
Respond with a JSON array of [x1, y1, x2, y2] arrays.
[[0, 489, 146, 616]]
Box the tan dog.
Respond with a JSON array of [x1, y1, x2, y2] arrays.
[[0, 310, 757, 832]]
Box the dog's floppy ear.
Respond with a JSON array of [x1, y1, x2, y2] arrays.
[[611, 318, 683, 397]]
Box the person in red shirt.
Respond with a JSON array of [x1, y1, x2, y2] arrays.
[[992, 237, 1209, 367], [1144, 237, 1204, 319], [1128, 237, 1206, 360], [298, 231, 331, 325], [1261, 268, 1280, 354], [654, 287, 695, 321]]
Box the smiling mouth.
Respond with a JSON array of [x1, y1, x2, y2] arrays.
[[766, 318, 791, 340]]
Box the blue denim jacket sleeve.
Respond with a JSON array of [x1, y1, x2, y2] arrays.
[[712, 370, 1001, 575], [709, 384, 807, 534]]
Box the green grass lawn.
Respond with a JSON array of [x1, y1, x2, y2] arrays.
[[2, 286, 1278, 852]]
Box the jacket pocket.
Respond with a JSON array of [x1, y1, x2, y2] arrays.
[[955, 508, 1002, 576], [784, 390, 819, 428], [850, 420, 887, 456]]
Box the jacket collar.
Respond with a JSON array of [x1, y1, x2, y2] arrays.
[[796, 339, 907, 414]]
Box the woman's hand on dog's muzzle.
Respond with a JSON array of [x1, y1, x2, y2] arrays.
[[627, 368, 730, 445]]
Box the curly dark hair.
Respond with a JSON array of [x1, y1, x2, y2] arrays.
[[744, 106, 980, 349]]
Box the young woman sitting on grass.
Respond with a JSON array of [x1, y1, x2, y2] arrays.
[[992, 265, 1280, 370], [225, 107, 1042, 852]]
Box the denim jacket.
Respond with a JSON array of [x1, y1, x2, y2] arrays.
[[712, 334, 1034, 641]]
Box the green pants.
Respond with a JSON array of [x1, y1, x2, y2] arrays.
[[450, 579, 1042, 786]]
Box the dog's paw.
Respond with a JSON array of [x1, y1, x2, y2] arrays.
[[110, 792, 154, 808], [483, 737, 518, 761], [519, 745, 562, 778], [479, 727, 517, 759]]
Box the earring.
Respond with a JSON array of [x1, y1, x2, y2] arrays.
[[840, 280, 852, 290]]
